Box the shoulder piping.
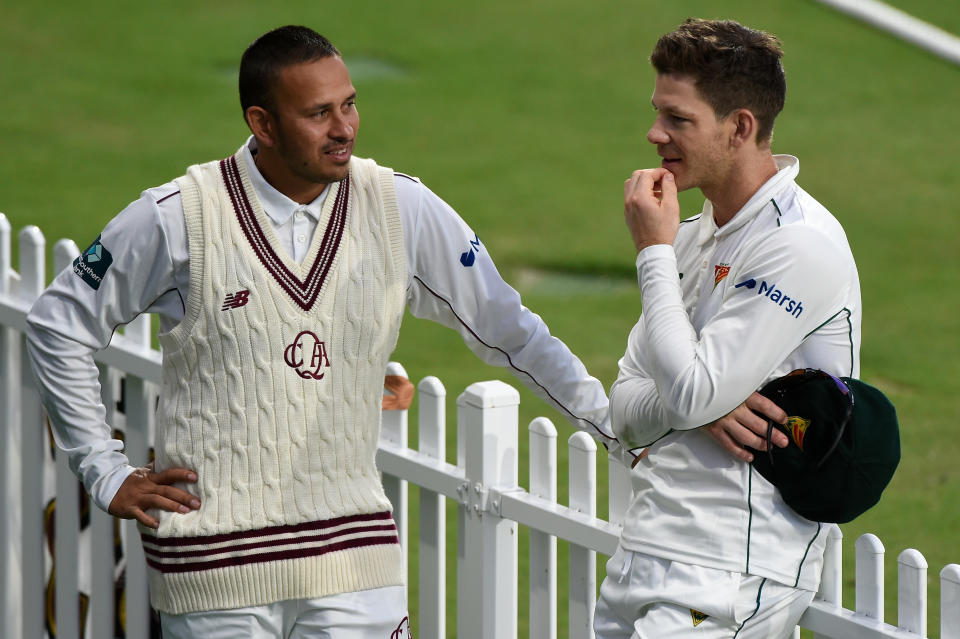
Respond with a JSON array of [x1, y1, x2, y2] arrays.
[[679, 214, 701, 226], [802, 307, 847, 341], [156, 190, 181, 205], [394, 172, 419, 183]]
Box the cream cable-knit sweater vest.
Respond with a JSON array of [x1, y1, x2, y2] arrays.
[[143, 146, 407, 614]]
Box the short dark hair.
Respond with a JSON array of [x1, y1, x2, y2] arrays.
[[239, 25, 340, 116], [651, 18, 785, 143]]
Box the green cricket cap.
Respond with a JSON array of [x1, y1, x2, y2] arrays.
[[750, 369, 900, 524]]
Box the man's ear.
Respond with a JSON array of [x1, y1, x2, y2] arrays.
[[729, 108, 759, 148], [245, 106, 276, 148]]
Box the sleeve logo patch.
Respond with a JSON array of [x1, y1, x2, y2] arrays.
[[459, 233, 482, 267], [72, 235, 113, 290]]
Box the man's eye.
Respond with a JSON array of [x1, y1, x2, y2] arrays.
[[670, 115, 688, 124]]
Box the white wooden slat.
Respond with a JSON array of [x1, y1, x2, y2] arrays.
[[123, 373, 153, 639], [568, 432, 596, 639], [855, 533, 885, 621], [19, 226, 46, 639], [942, 564, 960, 639], [417, 376, 446, 639], [529, 417, 557, 639], [897, 548, 927, 636], [0, 212, 19, 639], [55, 447, 81, 639], [381, 361, 409, 601], [53, 238, 81, 639], [91, 364, 119, 639], [457, 381, 519, 639]]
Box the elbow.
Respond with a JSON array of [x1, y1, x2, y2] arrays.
[[658, 374, 726, 431]]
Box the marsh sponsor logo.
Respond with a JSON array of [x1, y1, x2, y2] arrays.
[[72, 235, 113, 291], [734, 278, 804, 318]]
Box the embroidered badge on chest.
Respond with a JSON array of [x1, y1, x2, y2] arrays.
[[713, 263, 731, 289], [284, 330, 331, 380]]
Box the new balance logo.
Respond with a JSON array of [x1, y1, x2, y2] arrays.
[[221, 290, 251, 311]]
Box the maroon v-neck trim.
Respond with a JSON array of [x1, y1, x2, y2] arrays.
[[219, 155, 349, 312]]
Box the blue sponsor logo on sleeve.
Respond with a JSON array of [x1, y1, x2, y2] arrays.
[[72, 234, 113, 290], [734, 277, 804, 318], [459, 233, 482, 267]]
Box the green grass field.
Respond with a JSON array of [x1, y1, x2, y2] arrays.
[[2, 1, 958, 636]]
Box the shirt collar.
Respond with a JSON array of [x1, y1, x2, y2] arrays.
[[242, 136, 329, 226], [696, 154, 800, 243]]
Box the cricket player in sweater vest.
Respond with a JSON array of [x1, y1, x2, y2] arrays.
[[594, 19, 862, 638], [25, 26, 617, 638]]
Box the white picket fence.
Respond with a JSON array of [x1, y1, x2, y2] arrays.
[[1, 213, 958, 639]]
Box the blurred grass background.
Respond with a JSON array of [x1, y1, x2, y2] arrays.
[[1, 0, 958, 636]]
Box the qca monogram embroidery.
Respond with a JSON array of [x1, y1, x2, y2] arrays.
[[284, 330, 331, 380]]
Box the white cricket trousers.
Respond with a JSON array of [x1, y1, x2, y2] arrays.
[[594, 547, 814, 639], [159, 585, 411, 639]]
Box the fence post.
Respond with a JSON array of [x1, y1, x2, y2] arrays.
[[53, 239, 81, 639], [942, 564, 960, 639], [417, 375, 446, 639], [569, 431, 597, 639], [92, 364, 120, 639], [818, 525, 843, 606], [813, 525, 842, 639], [897, 548, 927, 636], [381, 361, 409, 600], [19, 226, 46, 639], [456, 381, 519, 639], [0, 212, 17, 639], [529, 417, 557, 639], [122, 318, 155, 639], [855, 533, 885, 622]]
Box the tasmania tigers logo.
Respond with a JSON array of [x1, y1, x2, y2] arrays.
[[786, 415, 811, 450], [283, 330, 331, 380], [713, 264, 731, 288]]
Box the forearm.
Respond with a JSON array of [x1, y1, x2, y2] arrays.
[[25, 320, 135, 511]]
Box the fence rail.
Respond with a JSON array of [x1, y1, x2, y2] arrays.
[[2, 213, 959, 638]]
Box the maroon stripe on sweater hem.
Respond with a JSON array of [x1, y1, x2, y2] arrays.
[[143, 524, 399, 560], [141, 510, 395, 548], [145, 535, 400, 574]]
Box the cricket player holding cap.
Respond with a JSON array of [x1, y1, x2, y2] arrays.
[[596, 18, 863, 638]]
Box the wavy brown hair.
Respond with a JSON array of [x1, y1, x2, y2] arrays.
[[651, 18, 786, 144]]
